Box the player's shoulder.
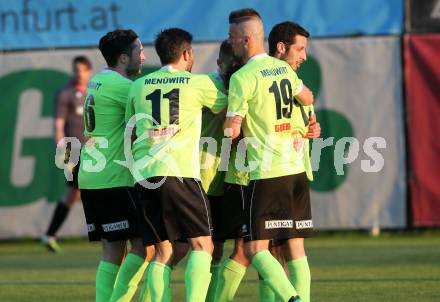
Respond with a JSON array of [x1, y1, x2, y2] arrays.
[[232, 55, 282, 79], [189, 73, 216, 87], [110, 72, 134, 96], [190, 72, 211, 81], [59, 81, 75, 92], [55, 89, 71, 102], [132, 72, 150, 88], [274, 58, 299, 77], [235, 59, 255, 75], [259, 56, 292, 71], [143, 68, 163, 79], [56, 82, 75, 98], [258, 57, 299, 81], [131, 69, 157, 89], [230, 64, 248, 82], [207, 71, 220, 82], [229, 62, 258, 87], [96, 69, 132, 88], [206, 71, 225, 91]]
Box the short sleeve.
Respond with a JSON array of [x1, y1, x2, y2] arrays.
[[125, 97, 135, 124], [126, 81, 139, 123], [112, 81, 131, 109], [290, 71, 304, 96], [226, 73, 251, 117], [197, 75, 227, 114], [54, 88, 70, 119]]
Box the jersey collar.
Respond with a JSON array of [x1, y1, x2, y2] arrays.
[[160, 65, 182, 72], [214, 69, 222, 82], [160, 65, 174, 70], [100, 68, 130, 80], [247, 53, 268, 64]]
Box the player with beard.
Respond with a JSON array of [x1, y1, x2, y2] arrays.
[[78, 29, 147, 302], [267, 21, 321, 302], [127, 28, 227, 302], [224, 9, 314, 302]]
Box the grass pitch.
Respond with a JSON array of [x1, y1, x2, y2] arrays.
[[0, 231, 439, 302]]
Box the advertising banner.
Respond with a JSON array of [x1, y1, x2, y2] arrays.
[[0, 36, 406, 238], [305, 36, 406, 229], [0, 0, 403, 50]]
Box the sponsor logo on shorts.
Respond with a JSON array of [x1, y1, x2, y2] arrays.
[[240, 224, 248, 235], [265, 220, 293, 229], [242, 224, 248, 233], [87, 223, 95, 232], [295, 220, 313, 229], [102, 220, 130, 233]]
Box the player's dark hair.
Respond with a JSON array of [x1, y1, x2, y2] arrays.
[[229, 8, 261, 24], [72, 56, 92, 70], [155, 28, 193, 65], [219, 40, 235, 62], [99, 29, 139, 67], [218, 40, 243, 90], [268, 21, 310, 56]]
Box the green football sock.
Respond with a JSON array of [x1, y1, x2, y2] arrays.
[[147, 261, 172, 302], [131, 260, 149, 300], [215, 258, 247, 302], [252, 250, 297, 301], [206, 264, 221, 302], [287, 257, 311, 302], [109, 253, 147, 302], [96, 261, 119, 302], [259, 279, 276, 302], [185, 250, 212, 302], [136, 261, 151, 302]]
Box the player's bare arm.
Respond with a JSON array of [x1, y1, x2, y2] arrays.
[[224, 114, 243, 139], [305, 113, 321, 138], [54, 118, 66, 143]]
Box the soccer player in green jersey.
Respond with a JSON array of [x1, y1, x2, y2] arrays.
[[126, 28, 227, 302], [224, 9, 314, 302], [213, 134, 252, 302], [151, 40, 242, 302], [214, 10, 320, 302], [267, 21, 322, 302], [78, 29, 148, 302], [196, 40, 245, 302]]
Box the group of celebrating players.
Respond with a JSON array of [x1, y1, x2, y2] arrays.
[[74, 7, 321, 302]]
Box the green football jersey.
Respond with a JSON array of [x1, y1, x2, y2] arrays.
[[78, 69, 134, 189], [126, 66, 227, 181], [199, 71, 226, 196], [224, 142, 250, 186], [227, 54, 307, 180]]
